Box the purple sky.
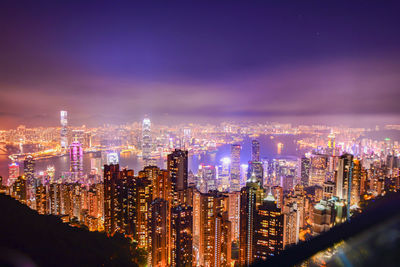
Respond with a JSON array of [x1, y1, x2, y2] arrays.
[[0, 1, 400, 128]]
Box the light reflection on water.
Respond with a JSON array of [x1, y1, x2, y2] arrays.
[[0, 134, 309, 179]]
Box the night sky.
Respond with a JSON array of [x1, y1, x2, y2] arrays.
[[0, 1, 400, 128]]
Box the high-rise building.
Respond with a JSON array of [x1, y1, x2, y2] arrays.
[[312, 198, 347, 236], [49, 183, 62, 215], [69, 141, 83, 179], [217, 157, 231, 192], [150, 198, 171, 267], [60, 110, 68, 149], [24, 155, 35, 183], [254, 193, 284, 261], [142, 117, 152, 166], [134, 175, 153, 250], [168, 149, 188, 206], [282, 202, 300, 249], [271, 185, 283, 209], [239, 172, 263, 266], [228, 191, 240, 242], [322, 181, 335, 200], [197, 191, 230, 267], [103, 165, 135, 236], [247, 161, 264, 186], [8, 162, 19, 186], [171, 205, 193, 267], [24, 155, 35, 203], [351, 159, 361, 207], [251, 140, 260, 162], [198, 164, 216, 193], [335, 154, 354, 204], [35, 184, 47, 215], [300, 157, 310, 186], [280, 175, 294, 192], [309, 154, 328, 186], [230, 144, 241, 192], [12, 175, 27, 203]]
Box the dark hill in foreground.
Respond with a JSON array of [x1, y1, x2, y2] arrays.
[[0, 194, 136, 267]]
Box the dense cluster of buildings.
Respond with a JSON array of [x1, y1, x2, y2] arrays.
[[0, 113, 399, 266]]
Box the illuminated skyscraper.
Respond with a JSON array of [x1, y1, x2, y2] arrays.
[[133, 175, 153, 250], [142, 117, 152, 166], [103, 165, 135, 236], [248, 161, 264, 186], [198, 164, 216, 193], [251, 140, 260, 162], [300, 157, 310, 186], [24, 155, 35, 183], [195, 191, 231, 267], [13, 175, 27, 203], [351, 159, 361, 207], [60, 110, 68, 150], [49, 183, 62, 215], [239, 172, 263, 266], [309, 154, 328, 186], [217, 157, 230, 191], [8, 162, 19, 186], [150, 198, 171, 267], [69, 140, 83, 179], [335, 153, 354, 202], [168, 149, 188, 206], [35, 184, 47, 215], [282, 202, 299, 249], [171, 205, 193, 267], [230, 144, 241, 192], [228, 191, 240, 242], [24, 155, 35, 203], [254, 193, 284, 261]]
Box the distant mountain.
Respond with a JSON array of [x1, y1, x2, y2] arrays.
[[0, 194, 136, 267]]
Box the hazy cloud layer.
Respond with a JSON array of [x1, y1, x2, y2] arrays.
[[0, 1, 399, 128]]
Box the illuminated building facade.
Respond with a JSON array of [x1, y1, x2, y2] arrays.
[[254, 193, 284, 261], [309, 154, 328, 186], [351, 159, 361, 206], [103, 165, 135, 236], [24, 155, 35, 203], [198, 164, 216, 193], [167, 149, 188, 205], [69, 141, 83, 179], [228, 191, 240, 242], [300, 157, 310, 186], [171, 205, 193, 267], [142, 117, 152, 166], [282, 202, 299, 249], [248, 161, 264, 186], [239, 173, 263, 266], [230, 144, 241, 192], [60, 110, 68, 149], [335, 153, 354, 210], [251, 139, 260, 162], [133, 175, 152, 249], [35, 184, 47, 215], [217, 157, 230, 192], [198, 191, 230, 267], [323, 181, 335, 200], [8, 162, 19, 186], [151, 198, 171, 267], [12, 175, 27, 203]]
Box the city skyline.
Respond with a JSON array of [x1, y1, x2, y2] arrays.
[[1, 1, 400, 128], [1, 2, 400, 267]]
